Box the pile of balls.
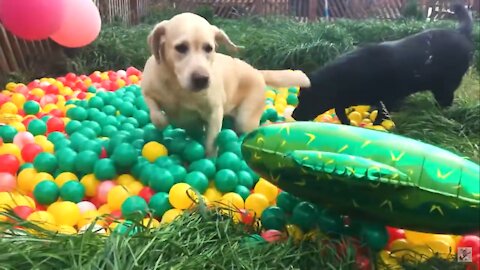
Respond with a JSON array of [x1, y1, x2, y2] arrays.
[[0, 68, 478, 270]]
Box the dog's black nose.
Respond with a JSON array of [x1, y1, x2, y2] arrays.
[[191, 73, 209, 90]]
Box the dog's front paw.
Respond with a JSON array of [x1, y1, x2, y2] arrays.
[[205, 144, 218, 158], [150, 111, 169, 129]]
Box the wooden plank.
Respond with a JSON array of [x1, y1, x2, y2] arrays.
[[0, 25, 19, 72], [7, 34, 27, 70]]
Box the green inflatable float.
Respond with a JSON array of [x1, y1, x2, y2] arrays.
[[241, 121, 480, 235]]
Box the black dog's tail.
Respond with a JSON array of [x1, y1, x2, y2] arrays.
[[452, 3, 473, 38]]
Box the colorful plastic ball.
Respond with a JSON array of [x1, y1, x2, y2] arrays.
[[46, 117, 65, 133], [261, 206, 287, 231], [168, 165, 187, 184], [169, 183, 197, 210], [149, 168, 175, 193], [121, 195, 148, 220], [214, 169, 238, 193], [0, 125, 18, 143], [261, 229, 284, 243], [60, 180, 86, 203], [20, 143, 43, 163], [16, 168, 37, 193], [111, 143, 137, 169], [93, 158, 117, 180], [0, 172, 16, 192], [13, 131, 34, 148], [234, 185, 251, 200], [141, 217, 161, 229], [74, 150, 99, 175], [216, 129, 238, 146], [244, 193, 270, 217], [47, 201, 81, 227], [107, 185, 130, 211], [216, 152, 241, 171], [33, 180, 60, 205], [0, 143, 21, 162], [126, 181, 143, 195], [253, 178, 278, 203], [138, 186, 155, 203], [23, 100, 40, 115], [188, 159, 216, 179], [237, 171, 254, 189], [33, 152, 58, 174], [27, 119, 47, 136], [291, 201, 318, 232], [0, 154, 20, 175], [182, 141, 205, 163], [185, 171, 209, 194], [161, 208, 183, 224], [316, 209, 343, 234], [77, 201, 97, 214], [12, 205, 35, 220], [149, 192, 172, 218], [204, 186, 223, 203], [142, 141, 168, 162], [54, 172, 78, 188], [66, 107, 87, 121], [26, 211, 56, 231], [360, 223, 389, 251], [458, 235, 480, 258]]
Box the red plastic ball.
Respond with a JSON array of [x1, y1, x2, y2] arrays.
[[387, 226, 406, 247], [66, 73, 77, 82], [467, 254, 480, 270], [138, 187, 155, 203], [13, 205, 35, 219], [21, 143, 43, 163], [240, 209, 255, 225], [356, 255, 371, 270], [0, 154, 20, 175], [22, 117, 35, 128], [110, 81, 119, 91], [45, 85, 59, 95], [0, 94, 8, 106], [46, 117, 65, 133], [77, 92, 87, 99], [126, 67, 141, 76], [458, 235, 480, 258], [49, 109, 64, 118], [27, 81, 40, 89]]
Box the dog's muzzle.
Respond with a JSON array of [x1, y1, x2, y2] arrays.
[[191, 72, 209, 91]]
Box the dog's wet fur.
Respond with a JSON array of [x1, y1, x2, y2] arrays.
[[292, 3, 474, 124]]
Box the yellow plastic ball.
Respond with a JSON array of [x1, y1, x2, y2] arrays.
[[47, 201, 81, 227], [97, 204, 111, 215], [27, 211, 57, 231], [42, 104, 57, 113], [116, 79, 126, 88], [128, 75, 139, 84], [265, 90, 277, 99], [142, 218, 161, 229], [369, 110, 378, 122], [0, 143, 21, 160], [116, 174, 136, 186], [5, 82, 16, 91], [161, 209, 183, 224], [142, 142, 168, 162], [57, 225, 77, 235], [80, 174, 100, 197], [85, 93, 95, 100], [0, 192, 14, 211], [204, 187, 223, 204], [11, 192, 36, 208], [169, 183, 198, 210], [107, 185, 130, 211], [31, 172, 54, 192], [9, 121, 26, 132], [37, 139, 54, 153], [382, 119, 395, 130], [33, 135, 48, 144], [220, 192, 244, 209], [17, 168, 37, 193], [0, 102, 18, 114], [348, 111, 363, 123], [11, 93, 26, 108], [30, 88, 45, 97], [100, 73, 109, 81], [126, 181, 143, 195], [253, 178, 278, 203], [55, 172, 78, 188], [61, 87, 73, 96], [77, 210, 104, 228], [244, 193, 270, 217], [286, 224, 304, 242]]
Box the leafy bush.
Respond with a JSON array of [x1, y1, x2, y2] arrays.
[[71, 13, 480, 75]]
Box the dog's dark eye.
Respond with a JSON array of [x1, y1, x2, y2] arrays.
[[175, 44, 188, 54], [203, 44, 213, 53]]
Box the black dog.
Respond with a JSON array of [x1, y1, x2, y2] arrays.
[[292, 3, 474, 125]]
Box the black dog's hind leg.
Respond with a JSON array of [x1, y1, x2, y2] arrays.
[[372, 101, 394, 125], [335, 105, 350, 125]]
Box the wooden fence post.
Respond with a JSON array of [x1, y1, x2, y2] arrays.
[[308, 0, 318, 20], [130, 0, 140, 25]]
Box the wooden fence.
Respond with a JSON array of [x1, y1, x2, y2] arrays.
[[1, 0, 477, 75]]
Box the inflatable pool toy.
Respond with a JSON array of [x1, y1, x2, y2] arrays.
[[241, 121, 480, 234]]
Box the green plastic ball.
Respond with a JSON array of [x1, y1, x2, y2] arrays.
[[139, 163, 156, 185], [118, 102, 134, 117], [237, 171, 254, 189], [133, 110, 150, 127], [185, 171, 208, 194], [219, 141, 242, 157], [121, 195, 148, 220], [94, 158, 117, 180], [167, 165, 187, 183], [27, 119, 47, 136], [69, 133, 88, 152], [102, 105, 116, 116], [23, 100, 40, 115], [56, 148, 77, 173], [149, 192, 172, 218], [216, 152, 241, 171], [0, 125, 17, 143], [188, 159, 216, 179], [60, 180, 85, 203], [131, 157, 148, 180], [33, 180, 59, 205], [215, 129, 238, 146], [19, 162, 34, 172], [155, 156, 174, 168], [316, 209, 343, 234], [359, 223, 389, 251], [182, 141, 205, 163], [261, 206, 287, 231], [33, 152, 58, 174], [149, 168, 174, 192], [79, 140, 102, 155], [276, 191, 300, 214], [234, 185, 251, 200], [214, 169, 238, 192], [65, 120, 82, 135], [74, 150, 99, 175], [111, 143, 137, 169], [47, 132, 65, 143], [67, 107, 88, 121], [88, 96, 104, 109], [286, 93, 299, 106], [291, 201, 318, 231]]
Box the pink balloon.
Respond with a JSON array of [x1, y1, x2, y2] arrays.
[[77, 201, 97, 214], [13, 131, 35, 149], [50, 0, 101, 48], [0, 0, 65, 41], [0, 172, 16, 192], [96, 181, 115, 204]]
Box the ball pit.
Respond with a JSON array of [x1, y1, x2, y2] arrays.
[[0, 67, 478, 270]]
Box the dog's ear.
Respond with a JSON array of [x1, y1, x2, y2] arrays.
[[148, 20, 169, 64], [211, 25, 244, 52]]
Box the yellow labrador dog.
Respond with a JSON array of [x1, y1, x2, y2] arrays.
[[142, 13, 310, 156]]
